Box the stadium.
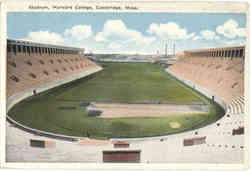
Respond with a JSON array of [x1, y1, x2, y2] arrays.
[[6, 38, 244, 163]]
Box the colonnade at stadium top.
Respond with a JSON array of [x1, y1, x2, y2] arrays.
[[184, 46, 245, 58], [7, 39, 84, 55], [7, 39, 245, 59]]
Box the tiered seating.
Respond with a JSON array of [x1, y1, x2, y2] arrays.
[[7, 46, 99, 98], [169, 55, 244, 104], [227, 96, 244, 114]]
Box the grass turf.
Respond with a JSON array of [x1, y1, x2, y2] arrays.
[[8, 62, 225, 138]]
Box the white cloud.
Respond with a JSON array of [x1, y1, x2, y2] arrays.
[[223, 39, 246, 46], [64, 25, 92, 41], [108, 42, 122, 49], [193, 36, 201, 40], [95, 20, 155, 45], [192, 30, 220, 41], [25, 25, 93, 46], [200, 30, 220, 40], [215, 36, 220, 40], [147, 22, 195, 40], [216, 19, 246, 39], [27, 30, 64, 44]]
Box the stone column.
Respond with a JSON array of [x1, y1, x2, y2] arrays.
[[28, 46, 31, 55], [228, 50, 231, 59], [7, 44, 11, 54], [23, 46, 27, 55], [13, 45, 17, 54], [32, 46, 34, 54], [17, 45, 23, 53], [39, 47, 41, 55], [231, 50, 234, 59], [236, 49, 239, 57]]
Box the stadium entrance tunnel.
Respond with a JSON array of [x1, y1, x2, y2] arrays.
[[7, 62, 225, 140]]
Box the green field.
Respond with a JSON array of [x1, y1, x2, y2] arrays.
[[8, 62, 225, 138]]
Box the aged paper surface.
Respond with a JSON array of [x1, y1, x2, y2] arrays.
[[1, 0, 249, 170]]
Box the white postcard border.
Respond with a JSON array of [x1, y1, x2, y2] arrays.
[[1, 1, 249, 170]]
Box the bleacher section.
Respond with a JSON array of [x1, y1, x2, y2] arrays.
[[168, 46, 244, 104], [7, 39, 100, 98]]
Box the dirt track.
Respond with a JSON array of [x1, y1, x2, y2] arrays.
[[87, 103, 209, 118]]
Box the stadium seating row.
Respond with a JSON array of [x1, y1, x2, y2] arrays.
[[7, 40, 98, 98], [168, 53, 244, 104]]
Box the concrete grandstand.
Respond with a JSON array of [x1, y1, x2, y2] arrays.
[[6, 39, 245, 163]]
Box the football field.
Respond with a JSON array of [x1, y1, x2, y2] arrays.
[[8, 62, 225, 139]]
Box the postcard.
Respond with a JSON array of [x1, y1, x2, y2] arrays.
[[1, 0, 249, 170]]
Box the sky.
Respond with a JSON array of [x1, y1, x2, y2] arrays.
[[7, 12, 246, 54]]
